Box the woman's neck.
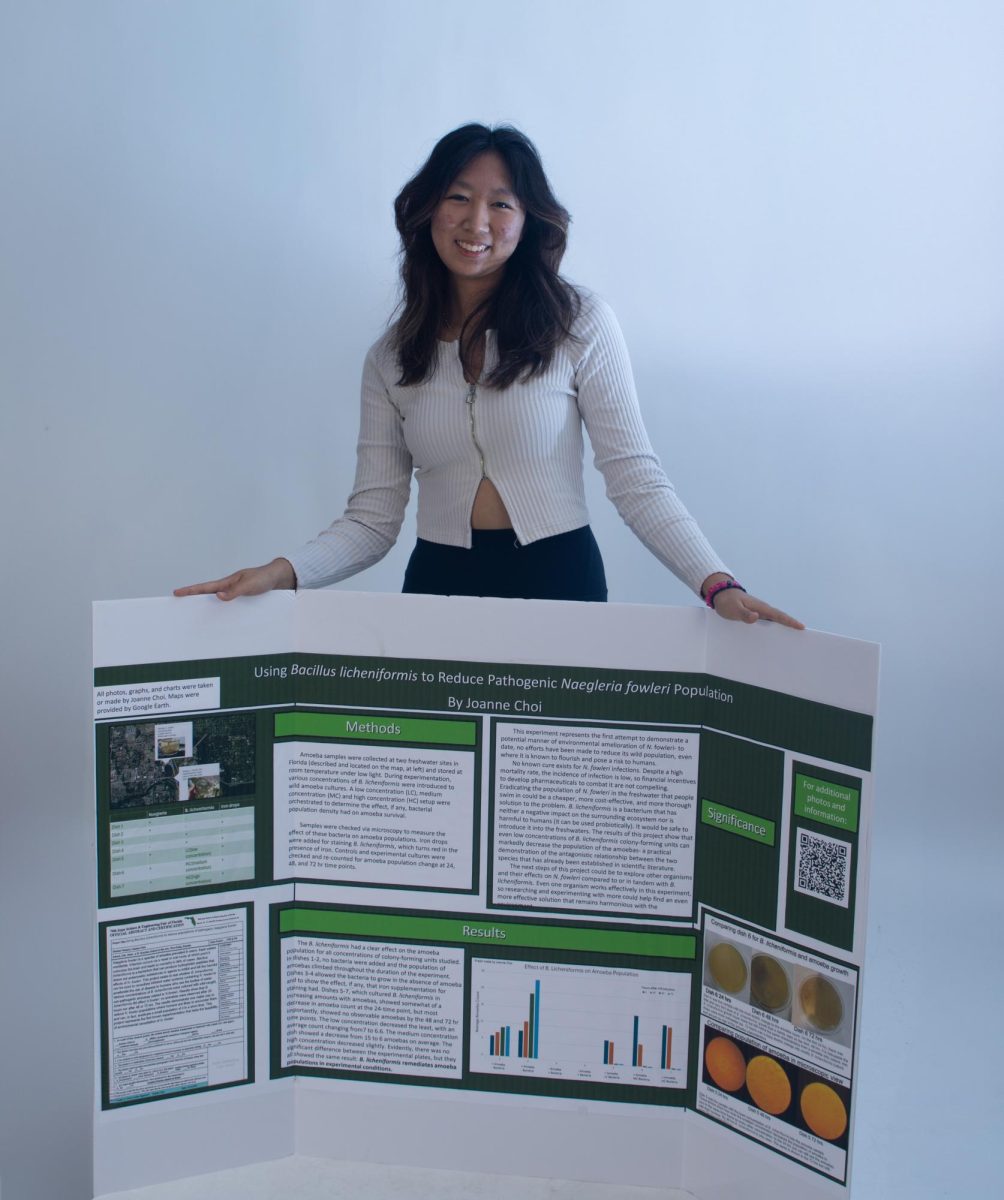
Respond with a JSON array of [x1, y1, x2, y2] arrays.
[[447, 276, 498, 334]]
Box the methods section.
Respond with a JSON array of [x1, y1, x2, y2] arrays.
[[272, 711, 479, 891]]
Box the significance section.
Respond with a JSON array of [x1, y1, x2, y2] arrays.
[[281, 936, 464, 1079], [102, 906, 250, 1107], [492, 722, 699, 917]]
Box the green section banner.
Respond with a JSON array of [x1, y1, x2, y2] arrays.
[[274, 711, 476, 747], [794, 774, 860, 832], [700, 799, 776, 846], [279, 908, 695, 960]]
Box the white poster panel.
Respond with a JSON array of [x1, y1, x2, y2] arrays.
[[94, 593, 877, 1197]]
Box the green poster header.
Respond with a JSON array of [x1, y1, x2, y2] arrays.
[[274, 711, 476, 747], [794, 774, 860, 832], [700, 799, 776, 846], [95, 651, 874, 770], [279, 908, 695, 960]]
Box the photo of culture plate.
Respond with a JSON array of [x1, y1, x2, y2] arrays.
[[792, 968, 855, 1046], [799, 1078, 850, 1143], [704, 1033, 746, 1092], [749, 952, 792, 1017], [701, 1026, 851, 1152], [745, 1053, 793, 1116], [704, 938, 749, 998], [701, 1026, 796, 1121]]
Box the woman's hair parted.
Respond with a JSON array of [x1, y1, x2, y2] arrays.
[[393, 123, 581, 389]]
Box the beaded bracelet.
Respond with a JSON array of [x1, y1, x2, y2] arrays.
[[704, 579, 747, 609]]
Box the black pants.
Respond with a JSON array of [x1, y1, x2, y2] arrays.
[[402, 526, 608, 602]]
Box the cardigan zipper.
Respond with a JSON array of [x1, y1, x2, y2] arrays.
[[465, 379, 521, 549], [466, 382, 486, 478]]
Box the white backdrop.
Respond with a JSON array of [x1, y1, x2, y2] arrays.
[[1, 3, 1001, 1198]]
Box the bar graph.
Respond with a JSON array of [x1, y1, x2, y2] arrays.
[[602, 1018, 673, 1068], [488, 977, 540, 1058], [661, 1024, 673, 1070], [471, 958, 690, 1089]]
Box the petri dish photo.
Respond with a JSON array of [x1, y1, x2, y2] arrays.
[[706, 941, 748, 995], [800, 1080, 849, 1141], [750, 953, 791, 1014], [745, 1054, 792, 1115], [704, 1035, 746, 1093], [798, 974, 844, 1034]]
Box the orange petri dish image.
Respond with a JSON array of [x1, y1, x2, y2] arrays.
[[707, 942, 748, 994], [704, 1036, 746, 1093], [800, 1081, 848, 1141], [745, 1054, 792, 1115]]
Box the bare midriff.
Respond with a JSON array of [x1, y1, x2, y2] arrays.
[[471, 478, 513, 529]]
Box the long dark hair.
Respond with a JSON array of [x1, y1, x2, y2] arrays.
[[393, 123, 581, 389]]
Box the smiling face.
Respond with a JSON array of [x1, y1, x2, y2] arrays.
[[430, 151, 525, 301]]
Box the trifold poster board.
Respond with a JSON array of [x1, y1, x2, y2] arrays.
[[93, 592, 878, 1199]]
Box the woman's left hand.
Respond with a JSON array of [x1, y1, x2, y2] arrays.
[[711, 586, 804, 630]]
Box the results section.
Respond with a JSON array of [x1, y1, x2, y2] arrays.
[[273, 905, 696, 1106], [282, 935, 464, 1079]]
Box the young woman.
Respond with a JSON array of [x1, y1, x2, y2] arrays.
[[176, 123, 801, 629]]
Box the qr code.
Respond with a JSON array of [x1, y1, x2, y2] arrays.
[[794, 827, 852, 908]]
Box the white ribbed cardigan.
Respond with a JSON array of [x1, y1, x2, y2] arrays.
[[287, 295, 728, 596]]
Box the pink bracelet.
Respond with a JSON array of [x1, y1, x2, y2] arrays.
[[704, 579, 747, 609]]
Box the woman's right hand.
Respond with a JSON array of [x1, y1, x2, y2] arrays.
[[174, 557, 296, 601]]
